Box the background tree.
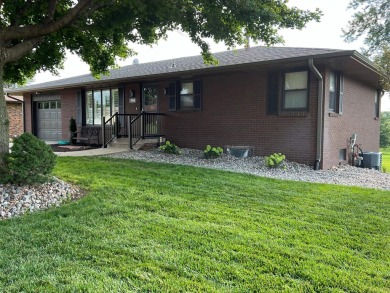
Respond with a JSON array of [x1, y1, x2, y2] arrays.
[[343, 0, 390, 90], [380, 112, 390, 147], [0, 0, 321, 161]]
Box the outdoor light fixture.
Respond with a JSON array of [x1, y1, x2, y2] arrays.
[[129, 90, 135, 97]]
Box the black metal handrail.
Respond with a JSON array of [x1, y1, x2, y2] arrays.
[[129, 111, 165, 149], [103, 111, 165, 148], [102, 112, 119, 148]]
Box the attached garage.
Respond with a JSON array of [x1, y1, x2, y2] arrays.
[[33, 93, 62, 141]]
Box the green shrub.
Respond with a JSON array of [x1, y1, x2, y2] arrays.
[[265, 153, 286, 168], [69, 117, 77, 132], [2, 133, 57, 185], [159, 141, 181, 155], [204, 145, 223, 159]]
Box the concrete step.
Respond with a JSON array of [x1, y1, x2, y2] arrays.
[[107, 137, 129, 148], [107, 137, 158, 150]]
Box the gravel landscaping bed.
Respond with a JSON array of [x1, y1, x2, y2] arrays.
[[105, 148, 390, 191], [0, 178, 80, 220]]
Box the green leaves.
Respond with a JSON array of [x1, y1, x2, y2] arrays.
[[0, 0, 322, 84], [265, 153, 286, 168], [204, 145, 223, 159], [343, 0, 390, 90]]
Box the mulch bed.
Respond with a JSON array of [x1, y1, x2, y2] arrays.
[[51, 144, 100, 152]]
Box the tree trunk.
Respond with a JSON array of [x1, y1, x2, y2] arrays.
[[0, 64, 9, 165]]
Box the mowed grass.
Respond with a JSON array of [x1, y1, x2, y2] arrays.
[[380, 148, 390, 172], [0, 157, 389, 292]]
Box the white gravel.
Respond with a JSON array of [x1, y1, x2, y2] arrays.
[[0, 178, 80, 220], [105, 148, 390, 191]]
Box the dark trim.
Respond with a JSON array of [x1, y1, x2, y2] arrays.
[[31, 97, 37, 136], [267, 72, 279, 115]]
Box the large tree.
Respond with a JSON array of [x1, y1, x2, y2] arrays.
[[343, 0, 390, 90], [0, 0, 321, 160]]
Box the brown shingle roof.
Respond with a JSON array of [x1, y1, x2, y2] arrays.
[[9, 46, 369, 93]]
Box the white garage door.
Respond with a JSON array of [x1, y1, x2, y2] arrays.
[[37, 101, 62, 141]]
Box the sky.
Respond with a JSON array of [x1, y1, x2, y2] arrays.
[[32, 0, 390, 111]]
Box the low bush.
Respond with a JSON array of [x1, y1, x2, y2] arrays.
[[2, 133, 57, 185], [265, 153, 285, 168], [159, 140, 181, 155], [204, 145, 223, 159]]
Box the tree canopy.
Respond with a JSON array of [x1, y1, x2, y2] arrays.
[[0, 0, 321, 159], [343, 0, 390, 90], [0, 0, 321, 83]]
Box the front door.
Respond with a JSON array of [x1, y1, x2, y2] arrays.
[[142, 84, 159, 136], [142, 84, 158, 112]]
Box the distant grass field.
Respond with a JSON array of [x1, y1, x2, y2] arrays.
[[0, 157, 389, 292], [380, 148, 390, 172]]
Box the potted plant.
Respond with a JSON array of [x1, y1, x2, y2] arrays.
[[69, 117, 77, 144]]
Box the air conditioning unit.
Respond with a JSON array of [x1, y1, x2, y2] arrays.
[[362, 152, 382, 170]]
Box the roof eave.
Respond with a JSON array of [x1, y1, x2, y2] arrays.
[[8, 49, 380, 94]]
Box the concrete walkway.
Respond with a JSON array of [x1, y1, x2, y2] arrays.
[[9, 141, 129, 157], [55, 147, 129, 157]]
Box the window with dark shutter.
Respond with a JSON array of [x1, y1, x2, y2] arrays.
[[329, 71, 344, 114], [176, 79, 202, 111], [338, 73, 344, 114], [267, 72, 278, 114]]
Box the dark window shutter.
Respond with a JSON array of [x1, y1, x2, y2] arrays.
[[176, 80, 181, 109], [168, 82, 176, 111], [193, 80, 202, 110], [338, 73, 344, 114], [268, 72, 278, 114]]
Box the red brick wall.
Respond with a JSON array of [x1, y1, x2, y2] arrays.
[[60, 89, 78, 140], [322, 70, 380, 169], [6, 102, 23, 137], [159, 70, 318, 165]]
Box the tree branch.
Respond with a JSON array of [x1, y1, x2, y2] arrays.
[[0, 0, 94, 41], [3, 37, 44, 63], [45, 0, 59, 22]]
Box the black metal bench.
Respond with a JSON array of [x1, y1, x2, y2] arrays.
[[77, 128, 100, 146]]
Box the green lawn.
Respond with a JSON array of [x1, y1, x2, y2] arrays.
[[0, 157, 389, 292], [381, 148, 390, 172]]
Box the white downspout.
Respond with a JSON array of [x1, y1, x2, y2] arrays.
[[308, 58, 323, 170]]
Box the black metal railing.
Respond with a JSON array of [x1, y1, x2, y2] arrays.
[[103, 111, 164, 148]]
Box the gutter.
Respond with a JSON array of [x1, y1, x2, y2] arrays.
[[6, 93, 25, 133], [308, 59, 323, 170]]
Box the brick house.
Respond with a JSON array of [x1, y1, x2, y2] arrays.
[[10, 46, 383, 169], [5, 95, 24, 138]]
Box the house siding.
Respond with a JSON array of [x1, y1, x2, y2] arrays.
[[322, 70, 380, 169], [160, 70, 318, 165]]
